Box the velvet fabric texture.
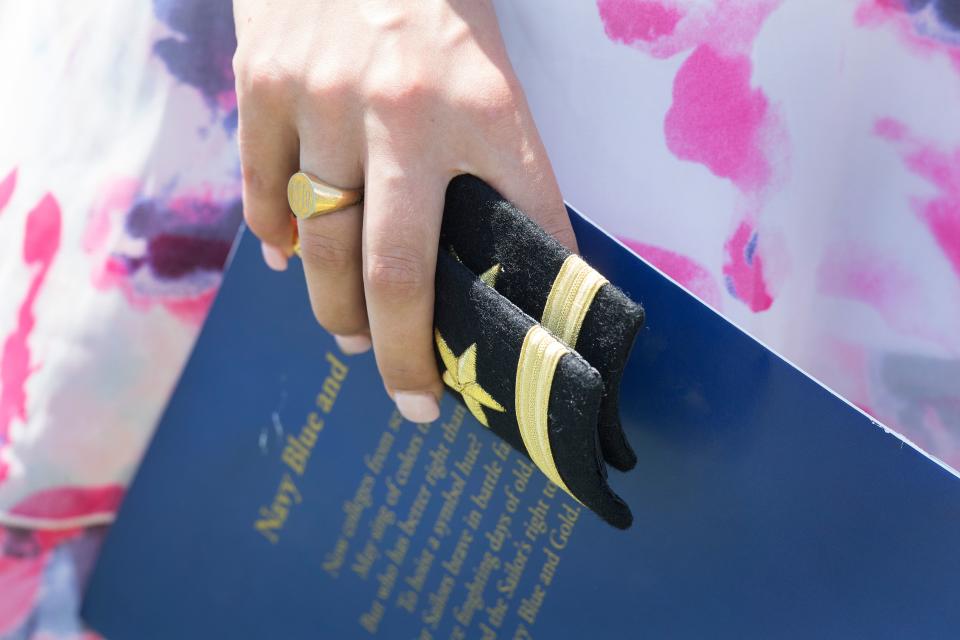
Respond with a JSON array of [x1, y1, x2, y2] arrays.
[[440, 175, 645, 472], [434, 251, 632, 529]]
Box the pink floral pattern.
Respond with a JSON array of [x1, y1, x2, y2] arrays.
[[598, 0, 787, 312], [619, 240, 724, 310], [1, 192, 61, 485], [0, 0, 238, 636], [2, 0, 959, 636], [875, 117, 960, 279], [590, 0, 960, 472]]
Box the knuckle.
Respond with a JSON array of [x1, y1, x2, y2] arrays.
[[299, 228, 356, 274], [234, 54, 292, 98], [365, 247, 428, 296], [304, 68, 352, 104], [459, 75, 521, 126], [366, 73, 433, 111]]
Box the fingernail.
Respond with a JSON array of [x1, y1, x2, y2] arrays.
[[261, 243, 288, 271], [395, 392, 440, 424], [334, 334, 372, 355]]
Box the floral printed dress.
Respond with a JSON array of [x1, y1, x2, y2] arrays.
[[1, 0, 957, 637]]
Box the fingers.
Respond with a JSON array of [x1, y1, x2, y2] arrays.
[[362, 155, 446, 423], [471, 99, 578, 253], [297, 206, 369, 349], [296, 130, 370, 354], [236, 90, 300, 270]]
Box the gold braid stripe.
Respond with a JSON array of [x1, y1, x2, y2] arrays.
[[515, 325, 576, 499], [540, 255, 608, 346]]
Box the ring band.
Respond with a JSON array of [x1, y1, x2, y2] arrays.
[[287, 171, 363, 219]]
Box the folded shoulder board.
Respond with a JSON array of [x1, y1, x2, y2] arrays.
[[440, 175, 645, 472], [434, 250, 632, 529]]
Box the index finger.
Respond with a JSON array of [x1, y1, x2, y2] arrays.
[[471, 99, 577, 253]]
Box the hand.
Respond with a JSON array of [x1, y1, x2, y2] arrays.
[[232, 0, 575, 423]]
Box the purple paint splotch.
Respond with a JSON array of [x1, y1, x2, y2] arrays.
[[856, 0, 960, 73], [124, 194, 241, 266], [152, 0, 237, 127], [86, 181, 243, 326], [0, 526, 108, 640], [901, 0, 960, 31]]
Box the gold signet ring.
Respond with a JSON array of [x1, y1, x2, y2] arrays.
[[287, 171, 363, 219]]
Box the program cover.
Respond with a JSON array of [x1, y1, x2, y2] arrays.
[[82, 211, 960, 639]]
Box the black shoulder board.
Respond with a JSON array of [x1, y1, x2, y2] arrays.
[[440, 175, 645, 472]]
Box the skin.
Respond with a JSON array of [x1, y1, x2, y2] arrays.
[[233, 0, 576, 423]]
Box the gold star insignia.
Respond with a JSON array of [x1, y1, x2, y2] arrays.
[[448, 248, 500, 288], [435, 329, 505, 427], [479, 263, 501, 288]]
